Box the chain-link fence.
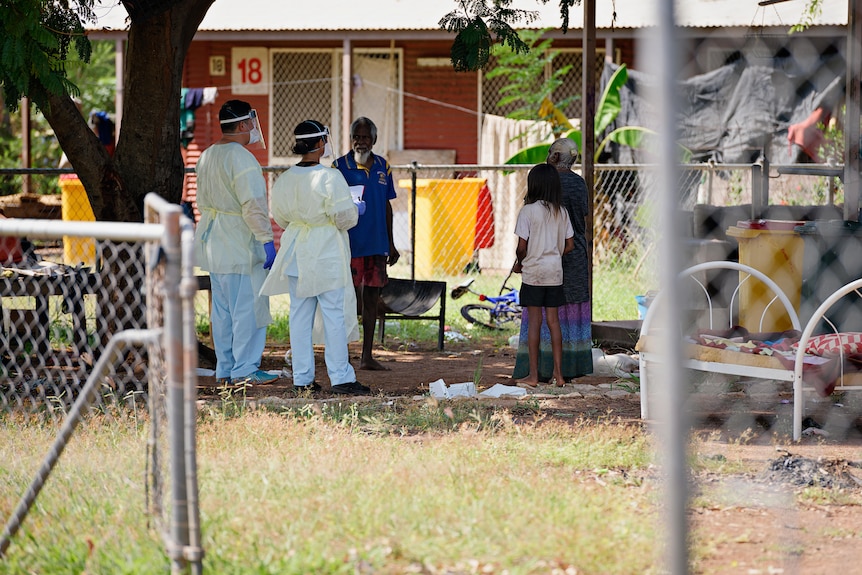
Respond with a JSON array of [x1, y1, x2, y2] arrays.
[[0, 157, 856, 572], [0, 195, 202, 572], [2, 162, 846, 323]]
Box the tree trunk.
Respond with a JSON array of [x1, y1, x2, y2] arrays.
[[42, 0, 213, 223], [41, 0, 214, 345]]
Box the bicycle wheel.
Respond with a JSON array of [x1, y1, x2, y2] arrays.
[[493, 307, 522, 329], [461, 304, 503, 330]]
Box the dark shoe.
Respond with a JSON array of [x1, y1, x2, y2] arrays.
[[330, 381, 372, 396], [293, 382, 322, 394]]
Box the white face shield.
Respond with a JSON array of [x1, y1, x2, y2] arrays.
[[220, 109, 266, 150]]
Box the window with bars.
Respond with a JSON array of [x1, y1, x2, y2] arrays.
[[270, 50, 338, 163], [270, 48, 402, 165]]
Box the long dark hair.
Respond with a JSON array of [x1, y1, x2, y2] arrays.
[[525, 163, 562, 215]]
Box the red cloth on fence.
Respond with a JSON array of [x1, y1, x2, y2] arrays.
[[474, 183, 495, 250]]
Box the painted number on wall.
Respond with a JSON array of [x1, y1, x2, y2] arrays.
[[231, 47, 268, 95]]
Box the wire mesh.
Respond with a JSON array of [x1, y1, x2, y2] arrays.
[[0, 206, 199, 569], [271, 50, 337, 162], [1, 239, 151, 414], [5, 162, 844, 327], [270, 49, 402, 164]]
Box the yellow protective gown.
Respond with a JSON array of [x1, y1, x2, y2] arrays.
[[260, 164, 359, 341], [194, 142, 274, 328]]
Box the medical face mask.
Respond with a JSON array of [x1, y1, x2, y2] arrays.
[[249, 126, 262, 145], [221, 109, 266, 150], [308, 139, 331, 158]]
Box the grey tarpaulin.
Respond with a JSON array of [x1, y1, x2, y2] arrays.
[[600, 48, 846, 165]]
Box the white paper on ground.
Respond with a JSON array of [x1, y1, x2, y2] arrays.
[[479, 384, 527, 398], [428, 378, 449, 399], [447, 382, 477, 397], [196, 368, 215, 376], [591, 347, 639, 377], [429, 379, 480, 399]]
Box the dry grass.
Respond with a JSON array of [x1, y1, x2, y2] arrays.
[[0, 406, 658, 574]]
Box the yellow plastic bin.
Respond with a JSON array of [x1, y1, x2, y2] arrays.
[[398, 178, 485, 279], [59, 174, 96, 267], [726, 220, 804, 331]]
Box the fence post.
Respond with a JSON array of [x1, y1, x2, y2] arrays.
[[161, 207, 190, 574], [751, 158, 767, 219], [410, 160, 419, 280], [180, 217, 203, 575]]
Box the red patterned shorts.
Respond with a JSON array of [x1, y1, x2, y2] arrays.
[[350, 255, 389, 288]]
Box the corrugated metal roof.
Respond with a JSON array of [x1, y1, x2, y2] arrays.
[[90, 0, 848, 33]]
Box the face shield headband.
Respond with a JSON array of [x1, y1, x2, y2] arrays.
[[295, 126, 330, 140], [296, 126, 332, 158]]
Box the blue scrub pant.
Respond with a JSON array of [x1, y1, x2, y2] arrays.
[[288, 276, 356, 387], [210, 273, 267, 379]]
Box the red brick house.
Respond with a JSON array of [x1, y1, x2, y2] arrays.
[[88, 0, 849, 166], [88, 0, 849, 268], [89, 1, 641, 166]]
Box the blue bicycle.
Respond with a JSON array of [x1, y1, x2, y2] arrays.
[[450, 270, 522, 330]]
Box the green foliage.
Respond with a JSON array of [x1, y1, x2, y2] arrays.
[[818, 105, 845, 166], [446, 16, 495, 72], [0, 40, 116, 195], [267, 314, 291, 342], [504, 64, 635, 164], [790, 0, 824, 33], [503, 64, 692, 165], [439, 0, 580, 71], [0, 112, 60, 195], [485, 28, 574, 125], [0, 0, 96, 111], [67, 40, 117, 115]]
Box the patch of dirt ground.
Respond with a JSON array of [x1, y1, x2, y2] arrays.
[[690, 441, 862, 575], [197, 337, 862, 574], [197, 337, 638, 411]]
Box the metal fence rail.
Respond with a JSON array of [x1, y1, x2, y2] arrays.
[[0, 194, 202, 573]]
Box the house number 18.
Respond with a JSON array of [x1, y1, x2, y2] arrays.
[[231, 47, 268, 95], [237, 58, 263, 84]]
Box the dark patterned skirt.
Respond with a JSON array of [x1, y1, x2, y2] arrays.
[[512, 301, 593, 381]]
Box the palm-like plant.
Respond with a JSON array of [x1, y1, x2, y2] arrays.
[[504, 64, 654, 164]]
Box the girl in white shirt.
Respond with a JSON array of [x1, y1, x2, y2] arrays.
[[513, 163, 575, 388]]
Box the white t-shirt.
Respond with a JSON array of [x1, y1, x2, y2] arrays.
[[514, 201, 574, 286]]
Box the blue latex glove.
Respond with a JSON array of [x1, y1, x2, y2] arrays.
[[354, 199, 366, 216], [263, 241, 276, 270]]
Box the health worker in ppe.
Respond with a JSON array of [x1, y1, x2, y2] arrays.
[[194, 99, 278, 387], [260, 120, 371, 396]]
